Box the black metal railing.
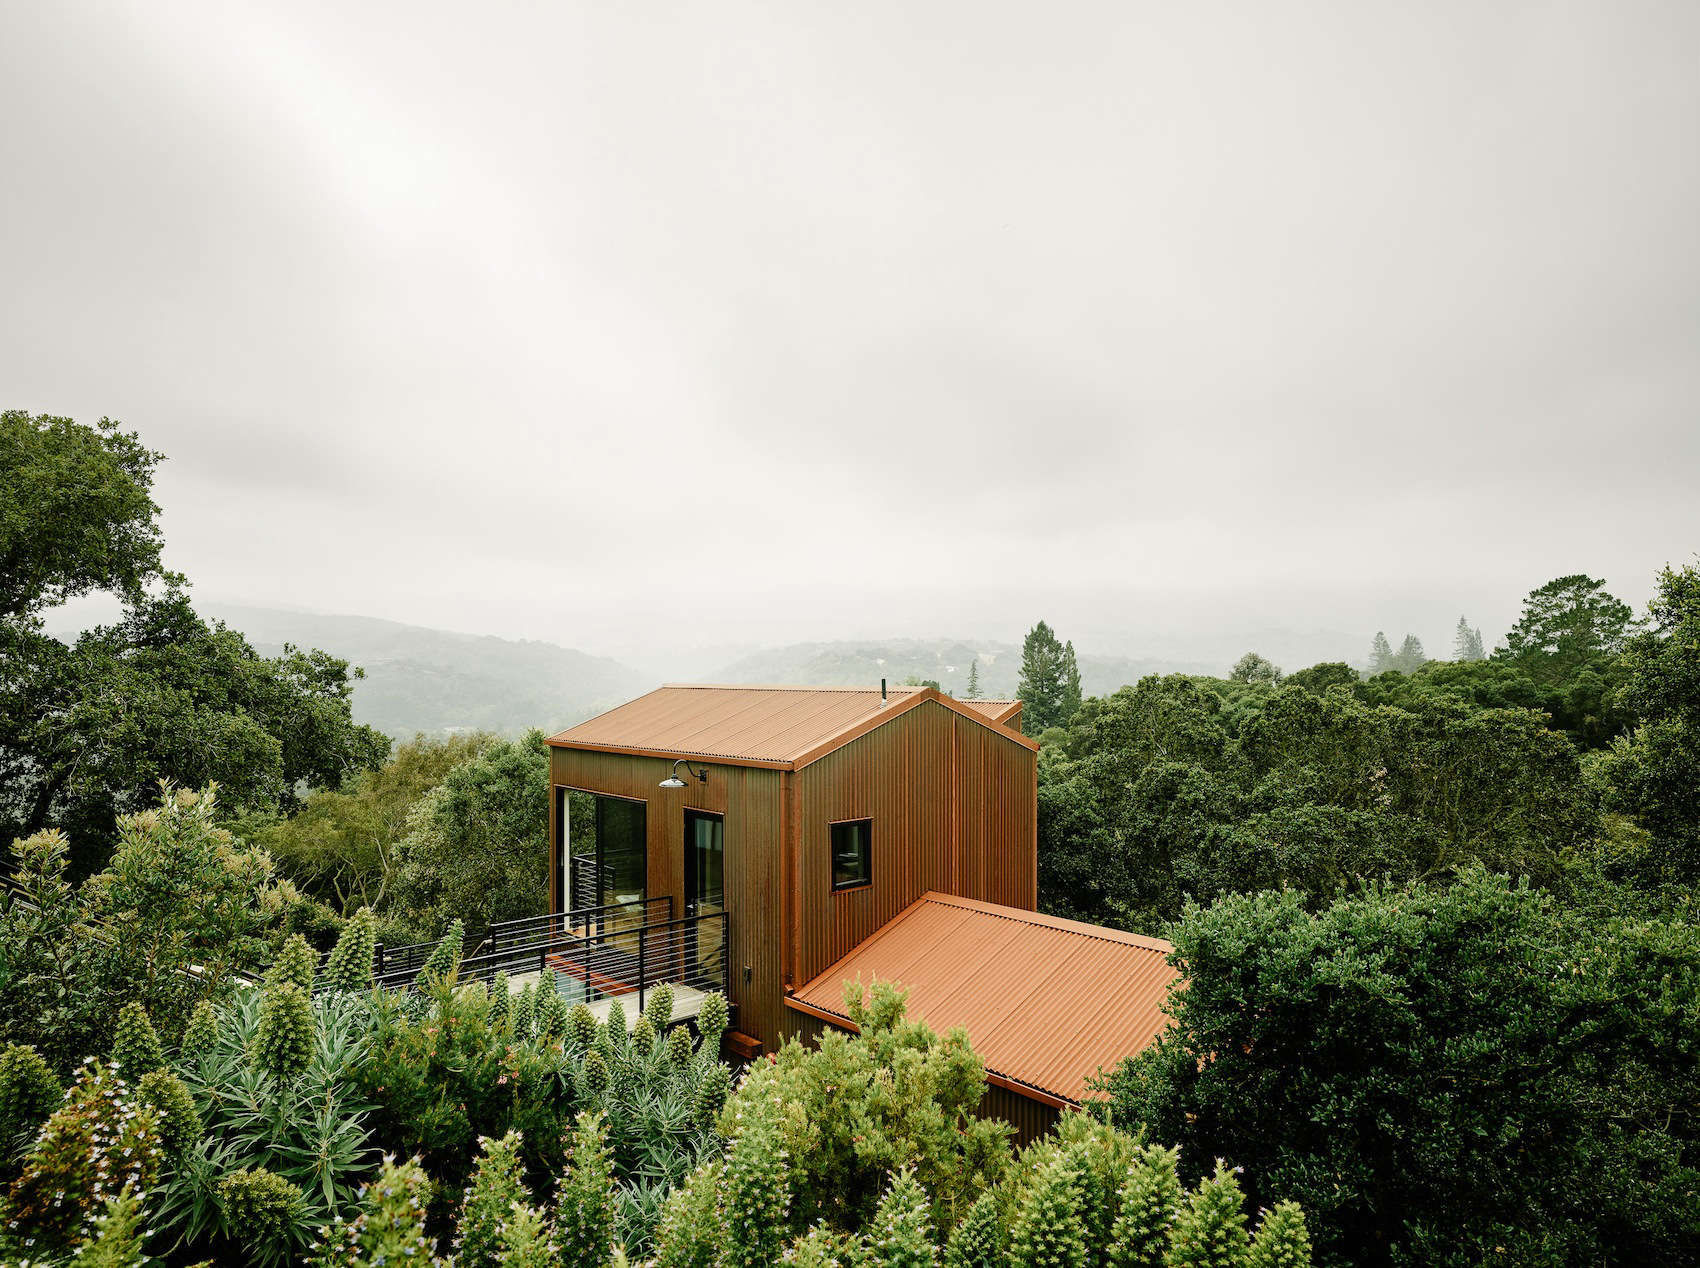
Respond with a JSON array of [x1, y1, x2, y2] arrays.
[[332, 893, 728, 1015]]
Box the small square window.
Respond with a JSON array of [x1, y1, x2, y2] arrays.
[[831, 819, 872, 891]]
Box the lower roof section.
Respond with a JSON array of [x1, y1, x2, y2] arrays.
[[786, 892, 1179, 1106]]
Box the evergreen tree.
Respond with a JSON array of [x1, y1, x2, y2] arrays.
[[554, 1111, 615, 1268], [1368, 631, 1394, 675], [458, 1130, 530, 1268], [862, 1169, 938, 1267], [965, 660, 983, 700], [943, 1190, 1003, 1268], [251, 980, 314, 1084], [1503, 574, 1638, 670], [1008, 1154, 1086, 1268], [720, 1105, 790, 1268], [179, 999, 219, 1061], [1247, 1202, 1311, 1268], [1392, 634, 1427, 675], [110, 1003, 165, 1079], [1106, 1145, 1182, 1268], [321, 906, 377, 993], [266, 933, 318, 996], [1452, 616, 1486, 662], [1017, 620, 1070, 734], [1167, 1162, 1250, 1268], [1061, 641, 1084, 723], [1229, 653, 1282, 686]]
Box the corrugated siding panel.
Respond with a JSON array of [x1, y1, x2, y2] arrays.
[[548, 748, 785, 1045], [792, 893, 1178, 1104]]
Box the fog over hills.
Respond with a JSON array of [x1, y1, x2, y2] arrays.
[[45, 598, 1376, 740]]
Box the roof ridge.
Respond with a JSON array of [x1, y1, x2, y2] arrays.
[[917, 891, 1174, 953]]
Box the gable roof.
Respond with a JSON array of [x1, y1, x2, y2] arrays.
[[786, 892, 1179, 1106], [546, 684, 1034, 770]]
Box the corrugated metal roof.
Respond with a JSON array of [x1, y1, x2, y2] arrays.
[[546, 684, 1031, 768], [788, 892, 1178, 1105]]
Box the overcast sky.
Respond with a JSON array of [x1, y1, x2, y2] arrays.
[[3, 1, 1696, 665]]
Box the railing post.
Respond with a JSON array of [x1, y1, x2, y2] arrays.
[[638, 923, 646, 1013]]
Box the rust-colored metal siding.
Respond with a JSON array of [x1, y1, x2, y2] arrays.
[[548, 747, 786, 1045], [789, 700, 1038, 992], [790, 892, 1178, 1104]]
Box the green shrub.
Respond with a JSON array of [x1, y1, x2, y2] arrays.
[[862, 1169, 938, 1267], [266, 932, 318, 996], [565, 1002, 597, 1051], [218, 1167, 307, 1265], [1007, 1154, 1086, 1268], [650, 1161, 720, 1268], [554, 1111, 615, 1268], [0, 1043, 62, 1160], [1168, 1163, 1250, 1268], [1247, 1202, 1312, 1268], [1106, 1145, 1182, 1268], [1, 1060, 161, 1259], [720, 1101, 788, 1268], [644, 983, 674, 1033], [179, 999, 219, 1061], [488, 972, 511, 1029], [499, 1200, 559, 1267], [69, 1185, 147, 1268], [309, 1155, 440, 1267], [110, 1003, 165, 1080], [418, 918, 465, 985], [458, 1130, 530, 1268], [943, 1190, 1002, 1268], [511, 983, 535, 1040], [725, 980, 1009, 1236], [251, 980, 315, 1084], [321, 907, 377, 994], [134, 1068, 199, 1162]]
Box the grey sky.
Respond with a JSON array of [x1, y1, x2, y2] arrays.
[[3, 1, 1696, 665]]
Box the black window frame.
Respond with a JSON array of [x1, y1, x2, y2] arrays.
[[830, 818, 873, 892]]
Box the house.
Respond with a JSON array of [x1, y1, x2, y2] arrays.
[[542, 681, 1178, 1138]]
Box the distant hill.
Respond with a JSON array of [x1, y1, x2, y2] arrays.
[[187, 603, 650, 741], [707, 638, 1214, 700]]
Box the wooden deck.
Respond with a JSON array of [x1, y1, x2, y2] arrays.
[[503, 968, 716, 1026]]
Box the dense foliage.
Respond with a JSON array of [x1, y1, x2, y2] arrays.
[[1099, 869, 1700, 1266]]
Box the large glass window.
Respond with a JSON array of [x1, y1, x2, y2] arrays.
[[685, 811, 724, 915], [596, 796, 647, 908], [831, 819, 872, 891]]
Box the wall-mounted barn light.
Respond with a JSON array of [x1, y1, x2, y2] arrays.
[[659, 759, 708, 789]]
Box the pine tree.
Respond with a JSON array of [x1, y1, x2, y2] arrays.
[[322, 906, 377, 993], [252, 980, 315, 1084], [1016, 621, 1070, 734], [1008, 1154, 1086, 1268], [943, 1189, 1002, 1268], [180, 999, 219, 1061], [1452, 616, 1484, 662], [1246, 1201, 1311, 1268], [1060, 640, 1083, 723], [267, 932, 317, 995], [554, 1112, 615, 1268], [965, 660, 982, 700], [111, 1003, 166, 1079], [458, 1130, 531, 1268], [720, 1105, 789, 1268], [136, 1068, 200, 1162], [418, 918, 465, 983], [1106, 1145, 1182, 1268], [1167, 1162, 1250, 1268], [1393, 634, 1428, 675], [0, 1042, 62, 1151], [1369, 631, 1395, 675], [862, 1169, 937, 1267]]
